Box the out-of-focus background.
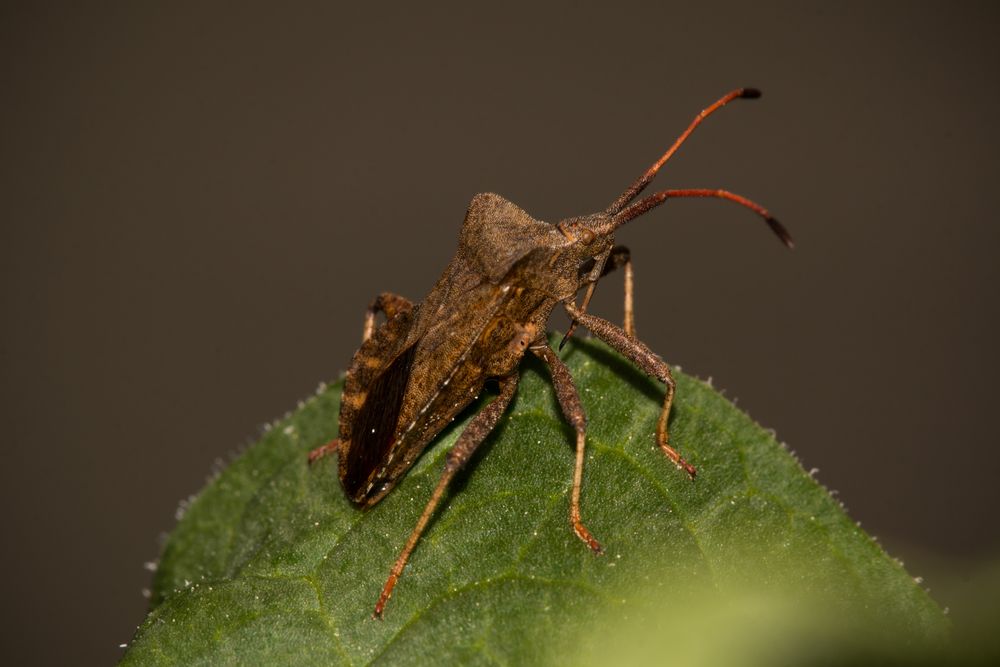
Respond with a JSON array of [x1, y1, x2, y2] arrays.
[[2, 2, 998, 664]]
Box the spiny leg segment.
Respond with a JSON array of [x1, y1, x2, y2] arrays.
[[531, 342, 603, 554], [373, 373, 520, 618], [563, 302, 696, 478]]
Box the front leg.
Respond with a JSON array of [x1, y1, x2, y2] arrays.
[[563, 302, 696, 479], [561, 244, 635, 348]]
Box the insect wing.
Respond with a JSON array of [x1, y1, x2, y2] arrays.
[[341, 343, 418, 500], [349, 282, 517, 505]]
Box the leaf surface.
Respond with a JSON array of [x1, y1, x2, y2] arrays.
[[124, 337, 945, 665]]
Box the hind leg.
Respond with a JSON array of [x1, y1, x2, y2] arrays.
[[373, 374, 520, 618]]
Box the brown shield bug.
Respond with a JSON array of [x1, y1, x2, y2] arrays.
[[308, 88, 793, 618]]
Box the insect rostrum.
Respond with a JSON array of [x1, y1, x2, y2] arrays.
[[308, 88, 793, 618]]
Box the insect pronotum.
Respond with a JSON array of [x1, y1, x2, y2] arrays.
[[309, 88, 793, 618]]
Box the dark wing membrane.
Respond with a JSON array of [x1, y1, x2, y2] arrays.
[[341, 343, 418, 500]]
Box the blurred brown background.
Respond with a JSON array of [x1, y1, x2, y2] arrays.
[[2, 2, 998, 664]]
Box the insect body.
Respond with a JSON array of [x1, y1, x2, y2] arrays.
[[308, 89, 793, 618]]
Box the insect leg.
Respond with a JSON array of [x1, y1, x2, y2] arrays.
[[373, 373, 520, 619], [531, 342, 603, 554], [307, 439, 339, 464], [363, 292, 414, 342], [602, 246, 635, 338], [563, 302, 696, 479], [561, 245, 635, 349]]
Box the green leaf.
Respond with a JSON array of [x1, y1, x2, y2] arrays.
[[124, 337, 945, 665]]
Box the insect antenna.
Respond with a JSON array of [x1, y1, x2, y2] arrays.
[[606, 88, 761, 216], [563, 89, 788, 350], [612, 188, 794, 248]]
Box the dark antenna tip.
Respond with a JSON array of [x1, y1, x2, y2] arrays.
[[740, 88, 762, 99], [766, 216, 795, 249]]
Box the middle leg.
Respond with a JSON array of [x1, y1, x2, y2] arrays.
[[561, 244, 636, 348], [531, 341, 603, 554]]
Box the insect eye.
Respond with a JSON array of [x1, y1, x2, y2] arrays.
[[578, 257, 596, 277]]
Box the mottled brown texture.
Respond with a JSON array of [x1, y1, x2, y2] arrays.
[[317, 90, 789, 615], [329, 192, 612, 509], [6, 5, 999, 662], [362, 292, 413, 343]]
